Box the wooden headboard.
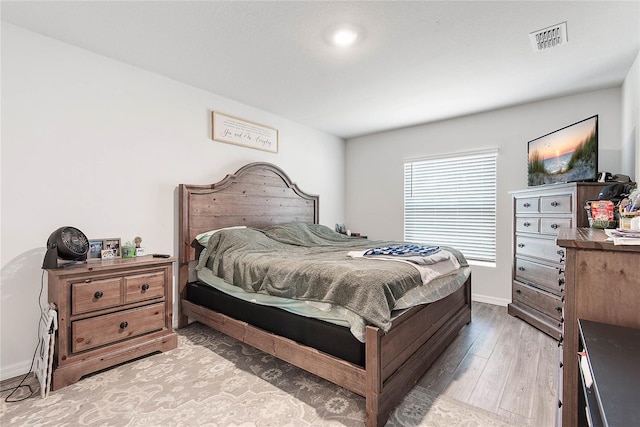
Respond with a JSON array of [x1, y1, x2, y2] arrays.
[[177, 162, 319, 327], [178, 162, 319, 265]]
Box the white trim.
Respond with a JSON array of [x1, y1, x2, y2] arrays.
[[472, 293, 510, 307], [404, 147, 499, 163], [1, 360, 32, 382]]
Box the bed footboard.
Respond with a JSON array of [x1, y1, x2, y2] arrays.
[[181, 275, 471, 427], [365, 276, 471, 426]]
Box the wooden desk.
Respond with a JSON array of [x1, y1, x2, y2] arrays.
[[556, 228, 640, 427]]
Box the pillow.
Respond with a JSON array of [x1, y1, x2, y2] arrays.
[[195, 226, 247, 246]]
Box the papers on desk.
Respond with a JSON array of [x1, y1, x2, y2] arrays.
[[604, 229, 640, 245], [578, 351, 594, 389]]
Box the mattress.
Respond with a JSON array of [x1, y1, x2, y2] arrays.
[[186, 281, 367, 367], [196, 259, 470, 342]]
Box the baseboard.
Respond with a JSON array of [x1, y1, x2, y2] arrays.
[[471, 293, 510, 307], [1, 360, 32, 382]]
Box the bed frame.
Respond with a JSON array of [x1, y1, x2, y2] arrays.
[[178, 162, 471, 427]]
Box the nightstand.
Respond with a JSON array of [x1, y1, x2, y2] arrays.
[[46, 255, 178, 390]]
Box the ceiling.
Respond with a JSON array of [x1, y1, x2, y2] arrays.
[[2, 1, 639, 139]]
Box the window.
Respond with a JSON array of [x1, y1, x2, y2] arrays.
[[404, 149, 498, 264]]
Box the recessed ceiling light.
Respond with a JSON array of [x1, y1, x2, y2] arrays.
[[332, 28, 358, 47]]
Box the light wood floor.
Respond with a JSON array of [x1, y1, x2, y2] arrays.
[[418, 301, 559, 427]]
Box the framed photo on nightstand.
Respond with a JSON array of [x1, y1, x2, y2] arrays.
[[88, 238, 121, 261]]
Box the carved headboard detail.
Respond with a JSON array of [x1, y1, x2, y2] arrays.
[[178, 162, 319, 265]]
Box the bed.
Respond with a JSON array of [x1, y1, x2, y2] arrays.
[[178, 162, 472, 427]]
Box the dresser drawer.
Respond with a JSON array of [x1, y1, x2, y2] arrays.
[[516, 235, 564, 263], [72, 302, 165, 352], [515, 257, 563, 295], [516, 217, 540, 233], [540, 194, 572, 214], [540, 218, 572, 235], [513, 281, 563, 321], [124, 271, 165, 303], [516, 197, 539, 213], [71, 278, 122, 315]]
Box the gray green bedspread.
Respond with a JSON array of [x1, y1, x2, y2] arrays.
[[195, 223, 468, 332]]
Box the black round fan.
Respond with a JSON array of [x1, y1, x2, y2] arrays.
[[42, 226, 90, 269]]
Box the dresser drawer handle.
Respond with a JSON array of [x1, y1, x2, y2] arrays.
[[557, 250, 564, 256], [558, 399, 562, 408], [518, 266, 525, 271], [94, 291, 103, 299], [517, 243, 525, 248], [142, 283, 150, 291], [523, 222, 530, 227], [558, 268, 565, 275], [551, 223, 559, 229], [557, 336, 564, 347], [558, 278, 565, 286], [523, 202, 530, 208], [119, 321, 129, 329], [555, 306, 563, 313], [515, 289, 522, 294], [559, 361, 563, 368], [551, 201, 559, 207]]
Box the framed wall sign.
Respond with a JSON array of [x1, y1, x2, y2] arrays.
[[212, 111, 278, 153]]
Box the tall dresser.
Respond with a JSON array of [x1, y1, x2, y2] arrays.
[[508, 182, 606, 340]]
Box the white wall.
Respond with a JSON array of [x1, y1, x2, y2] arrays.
[[345, 88, 623, 306], [0, 24, 345, 379], [622, 51, 639, 180]]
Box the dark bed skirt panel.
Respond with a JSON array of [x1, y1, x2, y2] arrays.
[[186, 281, 366, 367]]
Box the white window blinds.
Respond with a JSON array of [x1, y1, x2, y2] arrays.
[[404, 149, 498, 263]]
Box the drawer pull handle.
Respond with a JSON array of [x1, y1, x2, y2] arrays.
[[551, 223, 559, 229], [517, 243, 525, 248], [555, 306, 563, 313], [558, 278, 565, 286], [518, 266, 525, 271], [119, 321, 129, 329], [559, 361, 563, 368], [558, 400, 562, 408], [523, 202, 530, 208], [515, 289, 522, 294], [523, 222, 530, 227], [558, 268, 565, 275], [142, 283, 150, 291], [94, 291, 103, 299], [550, 201, 559, 207], [557, 250, 564, 256]]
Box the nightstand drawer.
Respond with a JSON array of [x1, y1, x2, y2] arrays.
[[124, 271, 165, 303], [71, 278, 122, 315], [72, 302, 165, 353], [513, 281, 563, 321]]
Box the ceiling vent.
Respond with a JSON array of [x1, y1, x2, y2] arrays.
[[530, 22, 568, 52]]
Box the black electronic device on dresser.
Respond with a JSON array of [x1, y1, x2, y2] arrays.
[[577, 320, 640, 427]]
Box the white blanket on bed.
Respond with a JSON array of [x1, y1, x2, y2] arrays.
[[346, 249, 461, 284]]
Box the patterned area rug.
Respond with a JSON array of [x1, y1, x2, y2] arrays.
[[1, 323, 514, 426]]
